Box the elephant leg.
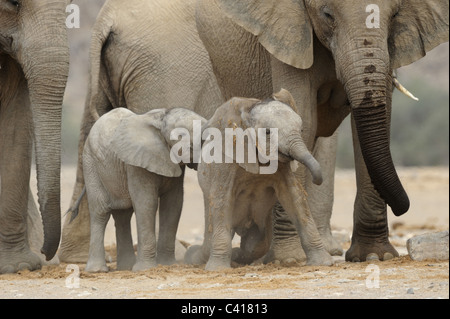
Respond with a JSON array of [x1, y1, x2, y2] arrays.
[[59, 89, 111, 263], [26, 189, 45, 260], [128, 170, 159, 271], [205, 203, 233, 271], [276, 173, 333, 266], [85, 203, 110, 273], [132, 201, 158, 271], [306, 132, 343, 256], [345, 114, 398, 262], [112, 209, 135, 271], [157, 177, 184, 266], [232, 222, 270, 265], [263, 202, 306, 265], [184, 193, 213, 266], [0, 92, 41, 274], [202, 183, 236, 271]]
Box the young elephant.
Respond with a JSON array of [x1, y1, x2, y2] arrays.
[[84, 107, 206, 272], [185, 90, 333, 270]]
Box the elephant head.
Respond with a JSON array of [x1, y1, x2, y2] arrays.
[[205, 89, 323, 184], [215, 0, 449, 216], [0, 0, 70, 259], [111, 108, 207, 176]]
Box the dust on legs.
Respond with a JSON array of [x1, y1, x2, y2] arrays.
[[205, 255, 231, 271]]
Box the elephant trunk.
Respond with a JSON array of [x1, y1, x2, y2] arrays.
[[336, 41, 409, 216], [288, 135, 323, 185], [18, 2, 70, 260]]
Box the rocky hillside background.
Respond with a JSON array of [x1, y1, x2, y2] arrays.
[[62, 0, 449, 168]]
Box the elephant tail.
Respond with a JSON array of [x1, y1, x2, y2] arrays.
[[64, 186, 86, 223], [88, 6, 115, 122]]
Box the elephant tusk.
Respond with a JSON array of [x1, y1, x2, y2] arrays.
[[393, 78, 419, 101], [290, 160, 299, 172]]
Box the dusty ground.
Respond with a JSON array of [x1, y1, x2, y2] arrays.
[[0, 166, 448, 299]]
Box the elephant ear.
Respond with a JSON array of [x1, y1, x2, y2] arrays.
[[216, 0, 314, 69], [111, 110, 183, 177], [205, 97, 261, 174], [389, 0, 449, 69]]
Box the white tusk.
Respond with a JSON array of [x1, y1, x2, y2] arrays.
[[393, 78, 419, 101], [290, 160, 299, 172]]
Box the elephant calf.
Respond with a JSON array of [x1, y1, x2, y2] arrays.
[[83, 107, 206, 272], [185, 90, 333, 271]]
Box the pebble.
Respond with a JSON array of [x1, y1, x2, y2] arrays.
[[337, 279, 355, 283], [407, 288, 414, 294], [406, 230, 449, 261], [77, 291, 92, 297]]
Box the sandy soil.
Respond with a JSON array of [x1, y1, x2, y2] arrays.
[[0, 166, 448, 299]]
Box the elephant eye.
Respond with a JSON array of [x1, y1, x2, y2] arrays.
[[391, 10, 399, 20], [7, 0, 20, 8], [321, 6, 335, 23]]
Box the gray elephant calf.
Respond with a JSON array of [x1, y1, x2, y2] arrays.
[[84, 107, 206, 272], [185, 90, 333, 271]]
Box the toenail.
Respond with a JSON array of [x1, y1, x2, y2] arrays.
[[366, 253, 380, 261], [383, 252, 395, 260]]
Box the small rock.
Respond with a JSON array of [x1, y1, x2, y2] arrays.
[[407, 288, 414, 294], [77, 291, 92, 297], [337, 279, 355, 283], [406, 230, 449, 261]]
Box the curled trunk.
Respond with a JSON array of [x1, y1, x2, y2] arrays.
[[289, 137, 323, 186]]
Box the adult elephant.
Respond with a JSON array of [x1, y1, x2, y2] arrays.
[[195, 0, 449, 262], [0, 0, 70, 273], [58, 0, 224, 262]]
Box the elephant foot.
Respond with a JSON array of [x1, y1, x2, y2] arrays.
[[231, 247, 252, 265], [0, 248, 42, 274], [116, 254, 136, 271], [305, 249, 334, 266], [132, 260, 157, 272], [58, 200, 91, 263], [321, 231, 344, 256], [264, 235, 307, 265], [85, 259, 109, 273], [184, 245, 208, 265], [205, 257, 231, 271], [58, 243, 90, 264], [345, 236, 399, 262], [157, 254, 176, 266]]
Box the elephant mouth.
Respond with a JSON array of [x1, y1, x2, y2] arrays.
[[277, 152, 293, 163]]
